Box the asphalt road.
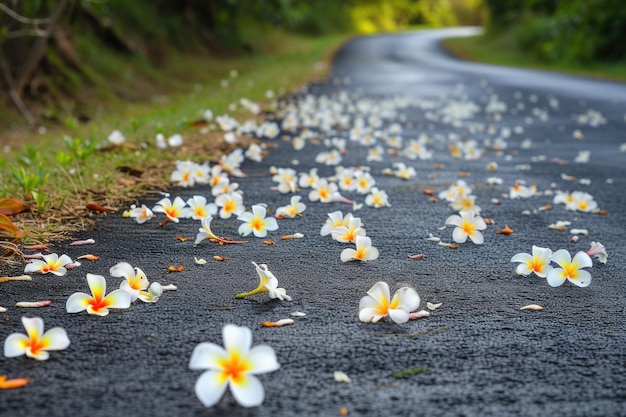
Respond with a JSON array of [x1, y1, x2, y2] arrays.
[[1, 28, 625, 417]]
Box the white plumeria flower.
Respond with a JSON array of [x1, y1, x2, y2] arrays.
[[392, 162, 416, 180], [587, 241, 608, 264], [211, 181, 239, 197], [365, 187, 391, 208], [186, 195, 217, 220], [155, 133, 167, 149], [129, 204, 154, 224], [272, 167, 297, 194], [191, 162, 211, 185], [24, 253, 73, 276], [237, 205, 279, 238], [298, 168, 319, 189], [367, 145, 385, 162], [358, 281, 420, 324], [320, 211, 352, 236], [354, 171, 376, 194], [235, 262, 291, 300], [208, 165, 229, 188], [449, 195, 481, 214], [276, 196, 307, 218], [565, 191, 597, 212], [245, 143, 263, 162], [189, 324, 280, 408], [66, 273, 132, 316], [171, 160, 196, 187], [509, 181, 536, 199], [108, 130, 125, 145], [336, 167, 357, 191], [167, 134, 183, 147], [194, 216, 221, 245], [445, 211, 487, 244], [4, 316, 70, 361], [438, 180, 471, 202], [547, 250, 593, 287], [510, 246, 553, 278], [110, 261, 149, 302], [331, 217, 366, 243], [152, 196, 190, 224], [341, 235, 379, 262], [215, 192, 245, 219], [309, 179, 338, 203]]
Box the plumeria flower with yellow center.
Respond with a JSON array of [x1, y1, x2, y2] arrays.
[[366, 145, 385, 162], [509, 181, 536, 199], [153, 196, 190, 226], [235, 262, 291, 300], [354, 171, 376, 194], [24, 253, 73, 276], [66, 273, 132, 316], [219, 148, 246, 177], [208, 165, 229, 188], [171, 160, 196, 187], [341, 236, 379, 262], [271, 167, 297, 194], [276, 196, 307, 218], [195, 216, 219, 245], [298, 168, 319, 189], [365, 187, 391, 208], [336, 167, 357, 192], [553, 190, 575, 205], [331, 217, 366, 243], [189, 324, 280, 408], [438, 180, 471, 202], [212, 180, 239, 197], [547, 250, 593, 287], [128, 204, 154, 224], [510, 246, 553, 278], [587, 241, 608, 264], [308, 179, 338, 203], [110, 261, 149, 302], [186, 196, 218, 220], [215, 191, 245, 219], [237, 205, 279, 238], [358, 281, 420, 324], [4, 317, 69, 361], [565, 191, 597, 212], [191, 162, 211, 185], [392, 162, 416, 180], [449, 195, 481, 214], [320, 211, 353, 236], [445, 211, 487, 244], [245, 143, 264, 162]]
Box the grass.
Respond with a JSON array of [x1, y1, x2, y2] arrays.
[[442, 34, 626, 83], [0, 32, 349, 249]]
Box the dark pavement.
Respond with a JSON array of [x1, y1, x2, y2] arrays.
[[1, 28, 625, 417]]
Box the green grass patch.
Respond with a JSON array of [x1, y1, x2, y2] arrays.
[[0, 32, 348, 243], [442, 34, 626, 83], [392, 367, 430, 379]]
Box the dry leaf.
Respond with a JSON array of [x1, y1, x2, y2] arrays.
[[495, 225, 514, 235], [168, 264, 184, 272], [263, 240, 276, 245], [0, 275, 32, 283], [85, 203, 110, 213], [213, 256, 229, 261], [77, 254, 99, 261], [0, 199, 30, 216]]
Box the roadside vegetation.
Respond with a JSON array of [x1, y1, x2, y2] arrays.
[[443, 0, 626, 82]]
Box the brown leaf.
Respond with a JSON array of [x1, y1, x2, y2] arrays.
[[85, 203, 110, 213], [168, 264, 184, 272], [0, 199, 30, 216], [116, 166, 144, 177], [77, 254, 99, 261], [495, 225, 514, 235], [0, 213, 20, 240], [213, 256, 229, 261]]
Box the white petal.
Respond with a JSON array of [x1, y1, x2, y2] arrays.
[[358, 307, 379, 323], [546, 269, 566, 287], [572, 251, 593, 269], [515, 263, 533, 276], [388, 307, 410, 324], [229, 374, 265, 407], [365, 282, 391, 306], [452, 228, 469, 243], [194, 370, 228, 407], [223, 324, 252, 357], [65, 292, 91, 313], [246, 344, 280, 374], [4, 333, 28, 357], [40, 327, 70, 351], [340, 248, 357, 262], [109, 262, 134, 279], [549, 249, 572, 268], [394, 287, 420, 312], [103, 289, 132, 309], [510, 253, 532, 264], [264, 217, 279, 231], [445, 214, 462, 226], [189, 342, 228, 370], [363, 246, 379, 261], [468, 230, 484, 244]]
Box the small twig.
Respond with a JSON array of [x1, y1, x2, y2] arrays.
[[0, 3, 52, 25]]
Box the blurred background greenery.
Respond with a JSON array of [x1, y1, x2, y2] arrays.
[[1, 0, 625, 126]]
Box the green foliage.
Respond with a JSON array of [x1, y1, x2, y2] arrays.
[[11, 164, 48, 199], [63, 135, 97, 164], [485, 0, 626, 64]]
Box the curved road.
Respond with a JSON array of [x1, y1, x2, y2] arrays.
[[1, 28, 625, 417]]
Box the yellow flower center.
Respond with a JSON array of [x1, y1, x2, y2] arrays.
[[462, 220, 475, 236], [220, 353, 250, 385], [251, 217, 265, 231]]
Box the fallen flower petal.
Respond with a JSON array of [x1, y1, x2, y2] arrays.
[[408, 310, 430, 320], [213, 256, 229, 261], [161, 284, 177, 291], [408, 254, 426, 259], [168, 264, 185, 272], [261, 319, 294, 327], [280, 233, 304, 240], [520, 304, 544, 311], [495, 225, 514, 235], [263, 240, 276, 245], [69, 239, 95, 246], [77, 254, 99, 261], [290, 311, 306, 317], [16, 300, 51, 308], [194, 257, 207, 265], [438, 242, 459, 249], [333, 371, 351, 383], [427, 302, 443, 310], [425, 234, 440, 242], [22, 252, 44, 259], [570, 228, 589, 236], [66, 273, 132, 316], [0, 307, 6, 312], [587, 241, 608, 264], [0, 375, 30, 389], [0, 275, 32, 282]]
